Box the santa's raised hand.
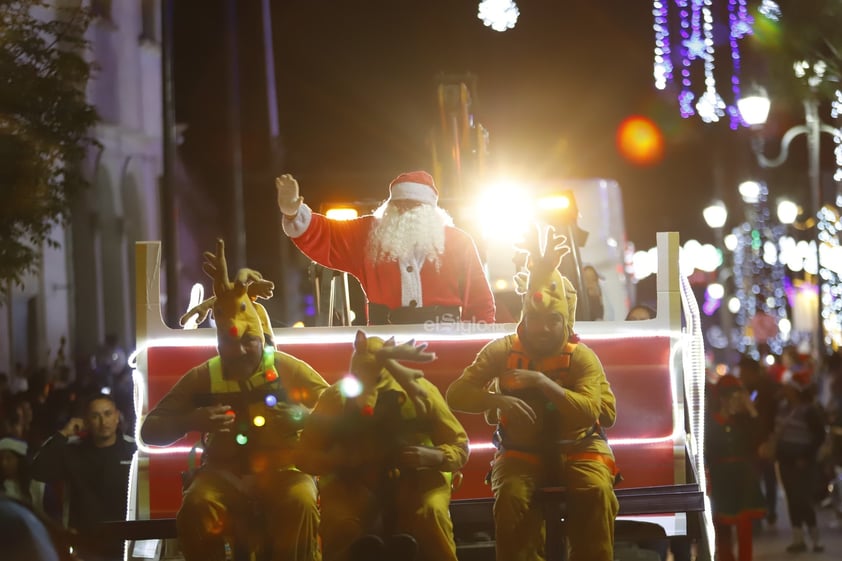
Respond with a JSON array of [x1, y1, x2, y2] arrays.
[[275, 174, 303, 217]]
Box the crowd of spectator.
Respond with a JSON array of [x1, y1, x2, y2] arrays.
[[0, 336, 137, 561], [705, 345, 842, 557]]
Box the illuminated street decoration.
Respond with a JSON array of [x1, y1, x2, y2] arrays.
[[477, 0, 519, 32], [817, 206, 842, 347], [653, 0, 754, 127], [758, 0, 780, 21], [833, 90, 842, 184], [729, 183, 789, 356]]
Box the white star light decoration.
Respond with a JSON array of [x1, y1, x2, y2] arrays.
[[653, 0, 755, 128], [478, 0, 520, 32], [683, 35, 708, 61], [758, 0, 781, 21]]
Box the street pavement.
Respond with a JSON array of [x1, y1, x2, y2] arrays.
[[748, 497, 841, 561], [672, 492, 842, 560]]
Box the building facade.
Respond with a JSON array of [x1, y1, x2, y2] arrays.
[[0, 0, 163, 378]]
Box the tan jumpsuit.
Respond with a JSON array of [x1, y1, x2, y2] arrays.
[[448, 333, 620, 561], [297, 375, 469, 561], [145, 350, 328, 561]]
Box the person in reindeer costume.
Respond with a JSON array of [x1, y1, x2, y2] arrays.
[[446, 226, 619, 561], [140, 239, 330, 561], [296, 331, 469, 561]]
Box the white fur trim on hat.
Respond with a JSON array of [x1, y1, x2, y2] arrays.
[[0, 437, 27, 457], [389, 181, 438, 206]]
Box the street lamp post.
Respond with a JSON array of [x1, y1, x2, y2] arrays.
[[737, 88, 837, 361]]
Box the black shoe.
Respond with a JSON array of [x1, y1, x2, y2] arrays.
[[785, 542, 807, 553], [349, 534, 386, 561], [813, 544, 825, 553]]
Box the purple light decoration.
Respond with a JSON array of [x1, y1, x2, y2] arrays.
[[677, 0, 694, 118], [702, 295, 721, 316], [726, 0, 754, 129], [679, 90, 696, 117], [654, 0, 754, 124], [653, 0, 673, 89]]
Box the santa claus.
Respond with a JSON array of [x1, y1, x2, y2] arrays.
[[276, 171, 495, 324]]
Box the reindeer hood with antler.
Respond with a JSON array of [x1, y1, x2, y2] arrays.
[[179, 239, 276, 349], [513, 225, 578, 345]]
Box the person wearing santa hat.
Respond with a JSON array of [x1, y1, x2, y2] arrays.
[[276, 171, 495, 324]]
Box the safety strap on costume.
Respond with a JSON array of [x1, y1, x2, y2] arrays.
[[499, 335, 602, 443], [208, 350, 280, 394], [506, 336, 577, 382], [496, 448, 619, 478], [185, 350, 284, 479], [496, 335, 619, 481]]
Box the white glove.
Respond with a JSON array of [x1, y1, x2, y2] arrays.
[[275, 174, 304, 216]]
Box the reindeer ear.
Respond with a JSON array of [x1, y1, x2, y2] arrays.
[[354, 330, 368, 352]]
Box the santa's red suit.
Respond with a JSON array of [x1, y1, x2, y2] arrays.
[[283, 203, 495, 323]]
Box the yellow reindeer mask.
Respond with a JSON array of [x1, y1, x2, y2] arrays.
[[513, 226, 577, 339]]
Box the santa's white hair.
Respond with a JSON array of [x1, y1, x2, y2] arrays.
[[367, 201, 454, 268]]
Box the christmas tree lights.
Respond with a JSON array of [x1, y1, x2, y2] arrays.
[[730, 182, 789, 356]]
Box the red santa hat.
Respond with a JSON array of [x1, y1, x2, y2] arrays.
[[714, 373, 743, 398], [388, 171, 438, 206]]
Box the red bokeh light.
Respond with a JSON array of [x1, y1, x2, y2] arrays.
[[616, 116, 664, 165]]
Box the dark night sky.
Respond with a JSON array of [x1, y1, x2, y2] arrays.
[[173, 0, 766, 258]]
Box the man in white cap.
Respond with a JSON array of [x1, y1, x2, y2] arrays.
[[276, 171, 495, 324]]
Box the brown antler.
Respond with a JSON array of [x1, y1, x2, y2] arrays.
[[376, 339, 437, 363], [234, 268, 269, 291], [539, 226, 571, 271], [512, 224, 571, 292], [202, 239, 233, 297], [246, 276, 275, 300], [179, 296, 216, 327]]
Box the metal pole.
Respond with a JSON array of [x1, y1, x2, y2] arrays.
[[803, 96, 825, 361], [160, 0, 179, 327], [260, 0, 289, 323], [225, 0, 246, 271]]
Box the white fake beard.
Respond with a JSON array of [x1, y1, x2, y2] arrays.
[[367, 202, 454, 268]]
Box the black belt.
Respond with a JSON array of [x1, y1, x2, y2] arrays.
[[368, 303, 461, 325]]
